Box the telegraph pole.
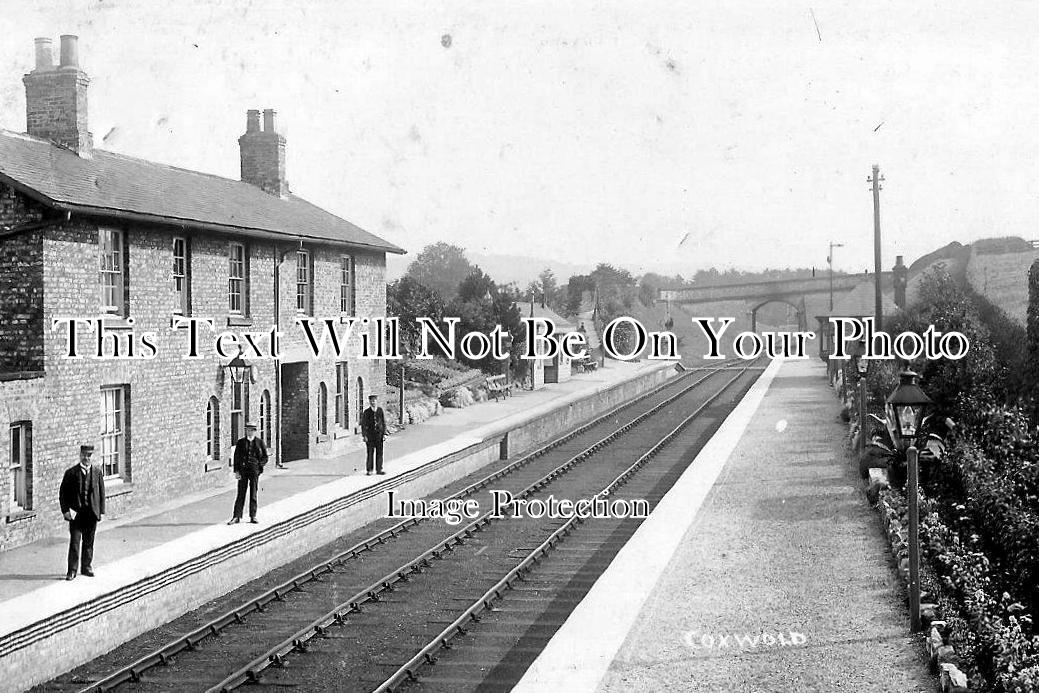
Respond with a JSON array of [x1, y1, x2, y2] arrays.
[[828, 241, 844, 311], [869, 164, 885, 330]]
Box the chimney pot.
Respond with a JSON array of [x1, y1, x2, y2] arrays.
[[34, 38, 53, 71], [262, 108, 277, 133], [246, 109, 260, 133], [59, 35, 79, 69]]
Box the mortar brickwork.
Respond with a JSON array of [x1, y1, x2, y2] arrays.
[[0, 202, 388, 549]]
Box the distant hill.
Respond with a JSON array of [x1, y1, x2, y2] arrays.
[[386, 251, 592, 286], [465, 253, 594, 288]]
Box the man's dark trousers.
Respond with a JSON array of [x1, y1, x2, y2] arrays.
[[60, 463, 105, 576], [231, 435, 267, 520], [68, 511, 98, 575], [232, 472, 259, 520], [366, 439, 384, 473], [361, 406, 386, 474]]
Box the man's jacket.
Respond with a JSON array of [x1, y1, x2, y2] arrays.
[[59, 464, 106, 518], [233, 436, 268, 476], [361, 407, 386, 441]]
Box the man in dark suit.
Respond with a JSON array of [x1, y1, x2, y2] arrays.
[[228, 422, 268, 525], [59, 444, 106, 580], [361, 394, 387, 475]]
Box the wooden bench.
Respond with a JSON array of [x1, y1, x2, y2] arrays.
[[486, 374, 511, 401], [573, 357, 598, 372]]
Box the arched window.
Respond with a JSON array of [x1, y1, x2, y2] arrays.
[[318, 382, 328, 436], [206, 397, 220, 461], [259, 390, 271, 446], [356, 377, 364, 432]]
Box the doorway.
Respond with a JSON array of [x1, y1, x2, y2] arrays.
[[280, 362, 310, 462]]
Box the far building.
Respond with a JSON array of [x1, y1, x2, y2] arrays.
[[0, 35, 404, 551], [814, 280, 899, 364], [514, 301, 579, 389]]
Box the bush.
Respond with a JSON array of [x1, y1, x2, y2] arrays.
[[883, 487, 1039, 692], [857, 264, 1039, 690]]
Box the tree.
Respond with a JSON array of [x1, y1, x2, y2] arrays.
[[888, 266, 1001, 429], [538, 268, 560, 309], [387, 277, 445, 354], [442, 265, 524, 374], [404, 243, 472, 303], [565, 275, 596, 315], [458, 267, 496, 303]]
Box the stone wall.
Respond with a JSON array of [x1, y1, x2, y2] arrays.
[[965, 245, 1039, 325]]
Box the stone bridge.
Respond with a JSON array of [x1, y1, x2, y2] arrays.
[[660, 273, 894, 332]]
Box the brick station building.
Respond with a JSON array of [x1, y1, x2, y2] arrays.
[[0, 36, 404, 550]]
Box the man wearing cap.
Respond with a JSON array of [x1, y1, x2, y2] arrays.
[[361, 394, 387, 475], [228, 422, 267, 524], [59, 445, 105, 580]]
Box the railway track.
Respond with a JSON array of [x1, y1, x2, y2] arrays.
[[42, 359, 759, 693]]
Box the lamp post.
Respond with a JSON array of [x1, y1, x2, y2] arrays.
[[850, 339, 869, 455], [885, 370, 934, 632], [828, 241, 844, 311], [399, 351, 407, 426]]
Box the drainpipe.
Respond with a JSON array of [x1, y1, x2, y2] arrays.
[[274, 243, 281, 468]]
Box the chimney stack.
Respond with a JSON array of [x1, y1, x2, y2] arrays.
[[893, 255, 908, 309], [23, 34, 92, 156], [239, 108, 289, 197]]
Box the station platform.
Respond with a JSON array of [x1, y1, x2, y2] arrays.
[[0, 359, 677, 693], [514, 357, 934, 693]]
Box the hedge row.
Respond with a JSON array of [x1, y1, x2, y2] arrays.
[[882, 488, 1039, 692]]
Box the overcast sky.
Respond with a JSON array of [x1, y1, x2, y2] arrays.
[[1, 1, 1036, 280]]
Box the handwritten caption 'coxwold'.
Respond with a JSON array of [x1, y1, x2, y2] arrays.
[[682, 630, 808, 650], [50, 315, 969, 361]]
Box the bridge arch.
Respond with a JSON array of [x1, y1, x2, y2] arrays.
[[750, 298, 807, 332]]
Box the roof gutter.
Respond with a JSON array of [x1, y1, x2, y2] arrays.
[[48, 201, 406, 255]]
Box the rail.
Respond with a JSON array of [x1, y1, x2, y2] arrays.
[[371, 361, 757, 691], [73, 362, 731, 693], [202, 363, 738, 693]]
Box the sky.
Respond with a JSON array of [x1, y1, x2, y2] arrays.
[[2, 1, 1037, 282]]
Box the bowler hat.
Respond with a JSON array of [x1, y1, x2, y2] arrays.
[[80, 444, 95, 454]]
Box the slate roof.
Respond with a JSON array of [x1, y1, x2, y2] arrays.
[[0, 129, 404, 254], [815, 280, 897, 319]]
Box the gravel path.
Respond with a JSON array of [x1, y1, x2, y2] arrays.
[[597, 359, 933, 693]]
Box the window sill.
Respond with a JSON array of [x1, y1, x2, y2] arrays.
[[339, 314, 356, 323], [204, 460, 224, 473], [170, 315, 194, 329], [106, 481, 133, 498], [227, 315, 253, 328], [315, 433, 330, 443], [102, 316, 134, 331], [5, 509, 36, 524], [334, 429, 351, 440], [0, 370, 44, 382]]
